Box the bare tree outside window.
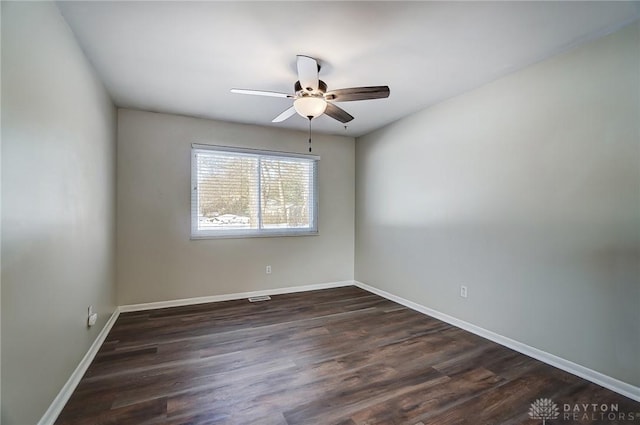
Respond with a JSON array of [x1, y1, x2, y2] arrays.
[[261, 158, 311, 228]]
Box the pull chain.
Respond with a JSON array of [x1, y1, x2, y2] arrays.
[[307, 116, 313, 152]]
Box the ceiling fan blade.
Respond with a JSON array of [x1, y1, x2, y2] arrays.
[[272, 106, 297, 123], [297, 55, 319, 92], [231, 88, 293, 98], [325, 86, 390, 102], [324, 103, 354, 123]]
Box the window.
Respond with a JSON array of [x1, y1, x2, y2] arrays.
[[191, 144, 319, 238]]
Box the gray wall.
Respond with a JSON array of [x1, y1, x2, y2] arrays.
[[1, 2, 117, 424], [355, 22, 640, 387], [117, 109, 354, 305]]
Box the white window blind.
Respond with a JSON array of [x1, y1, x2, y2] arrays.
[[191, 145, 319, 238]]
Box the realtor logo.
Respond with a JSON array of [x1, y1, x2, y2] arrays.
[[529, 398, 560, 424]]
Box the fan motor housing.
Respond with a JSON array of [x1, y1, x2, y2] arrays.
[[295, 80, 327, 95]]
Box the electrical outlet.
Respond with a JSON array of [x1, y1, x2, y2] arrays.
[[266, 265, 272, 274], [460, 285, 468, 298]]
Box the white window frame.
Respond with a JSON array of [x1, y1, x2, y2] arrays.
[[191, 144, 319, 239]]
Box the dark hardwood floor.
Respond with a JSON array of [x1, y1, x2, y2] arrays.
[[56, 286, 639, 424]]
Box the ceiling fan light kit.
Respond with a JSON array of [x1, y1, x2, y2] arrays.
[[294, 96, 327, 119]]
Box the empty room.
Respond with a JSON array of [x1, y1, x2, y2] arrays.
[[1, 1, 639, 424]]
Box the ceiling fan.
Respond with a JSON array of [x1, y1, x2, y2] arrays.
[[231, 55, 390, 124]]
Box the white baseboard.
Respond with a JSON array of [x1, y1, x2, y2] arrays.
[[354, 280, 640, 402], [118, 280, 354, 312], [37, 308, 120, 425]]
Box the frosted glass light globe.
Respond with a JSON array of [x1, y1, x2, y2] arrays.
[[294, 97, 327, 118]]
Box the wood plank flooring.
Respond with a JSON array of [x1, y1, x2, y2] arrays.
[[56, 286, 640, 424]]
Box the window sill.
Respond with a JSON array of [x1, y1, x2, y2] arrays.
[[190, 230, 319, 240]]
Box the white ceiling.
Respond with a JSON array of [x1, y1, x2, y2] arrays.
[[57, 1, 639, 137]]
